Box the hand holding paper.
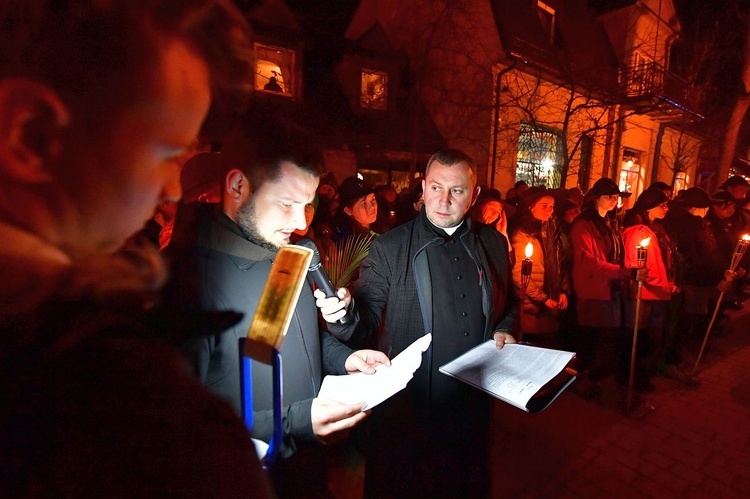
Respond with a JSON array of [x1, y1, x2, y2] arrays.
[[318, 334, 432, 411]]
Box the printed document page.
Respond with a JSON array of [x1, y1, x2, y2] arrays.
[[318, 333, 432, 411], [439, 341, 575, 410]]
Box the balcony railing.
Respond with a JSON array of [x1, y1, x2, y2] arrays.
[[619, 61, 690, 110]]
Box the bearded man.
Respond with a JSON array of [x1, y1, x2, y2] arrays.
[[166, 127, 388, 496]]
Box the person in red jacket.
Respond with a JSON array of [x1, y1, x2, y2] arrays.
[[622, 188, 677, 392], [569, 178, 631, 397]]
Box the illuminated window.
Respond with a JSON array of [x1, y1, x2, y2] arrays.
[[360, 70, 388, 110], [255, 43, 295, 96], [516, 122, 563, 188], [536, 1, 556, 43], [618, 149, 641, 208]]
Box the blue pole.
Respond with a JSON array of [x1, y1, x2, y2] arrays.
[[262, 350, 283, 468], [239, 339, 254, 431]]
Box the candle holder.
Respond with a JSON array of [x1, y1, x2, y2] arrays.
[[693, 233, 750, 375], [521, 258, 533, 290], [730, 234, 750, 272], [636, 245, 647, 267]]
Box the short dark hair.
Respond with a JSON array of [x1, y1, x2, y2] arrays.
[[222, 122, 324, 191], [1, 1, 252, 117], [425, 149, 478, 180]]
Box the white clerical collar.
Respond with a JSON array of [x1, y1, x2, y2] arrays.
[[426, 216, 464, 236]]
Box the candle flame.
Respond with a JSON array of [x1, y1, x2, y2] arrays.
[[524, 242, 533, 258], [743, 234, 750, 242], [639, 237, 651, 248]]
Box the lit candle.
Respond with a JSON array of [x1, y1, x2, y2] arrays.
[[521, 241, 533, 290]]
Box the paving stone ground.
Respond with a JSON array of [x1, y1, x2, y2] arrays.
[[490, 303, 750, 498]]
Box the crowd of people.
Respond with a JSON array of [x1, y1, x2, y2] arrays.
[[155, 137, 749, 494], [272, 167, 749, 406], [3, 1, 749, 497]]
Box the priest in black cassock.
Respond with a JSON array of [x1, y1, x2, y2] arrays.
[[320, 149, 520, 498]]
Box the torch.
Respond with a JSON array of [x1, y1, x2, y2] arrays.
[[518, 242, 533, 342], [693, 233, 750, 374], [626, 236, 650, 413]]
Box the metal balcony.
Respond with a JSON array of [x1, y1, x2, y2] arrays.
[[619, 62, 697, 118]]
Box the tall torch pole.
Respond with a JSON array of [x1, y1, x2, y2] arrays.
[[519, 242, 533, 343], [692, 233, 750, 375], [627, 237, 650, 413]]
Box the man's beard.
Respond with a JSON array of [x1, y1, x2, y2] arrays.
[[236, 197, 279, 253]]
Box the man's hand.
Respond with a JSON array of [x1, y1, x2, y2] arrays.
[[345, 350, 391, 374], [314, 287, 351, 323], [558, 293, 569, 310], [493, 331, 516, 350], [311, 398, 368, 444]]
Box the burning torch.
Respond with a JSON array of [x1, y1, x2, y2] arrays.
[[522, 241, 533, 291], [626, 236, 650, 413], [518, 242, 533, 342], [693, 233, 750, 374]]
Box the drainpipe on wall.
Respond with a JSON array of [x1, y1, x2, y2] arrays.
[[490, 57, 518, 188], [652, 122, 667, 184]]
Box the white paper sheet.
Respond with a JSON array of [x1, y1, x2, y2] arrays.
[[318, 333, 432, 411], [439, 341, 575, 410]]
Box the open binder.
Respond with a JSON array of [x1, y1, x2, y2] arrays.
[[439, 341, 577, 413]]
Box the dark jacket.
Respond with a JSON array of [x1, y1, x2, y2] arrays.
[[707, 210, 742, 264], [167, 203, 352, 457], [663, 208, 724, 287], [328, 208, 519, 365], [0, 245, 271, 497], [327, 208, 519, 498]]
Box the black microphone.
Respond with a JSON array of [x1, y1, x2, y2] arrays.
[[295, 238, 349, 324]]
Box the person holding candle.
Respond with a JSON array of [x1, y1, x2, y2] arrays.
[[708, 191, 747, 309], [660, 187, 728, 379], [569, 178, 632, 397], [622, 188, 676, 392], [510, 187, 571, 346]]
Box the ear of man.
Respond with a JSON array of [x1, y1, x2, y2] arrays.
[[470, 185, 481, 207], [0, 79, 69, 184], [222, 168, 251, 221]]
